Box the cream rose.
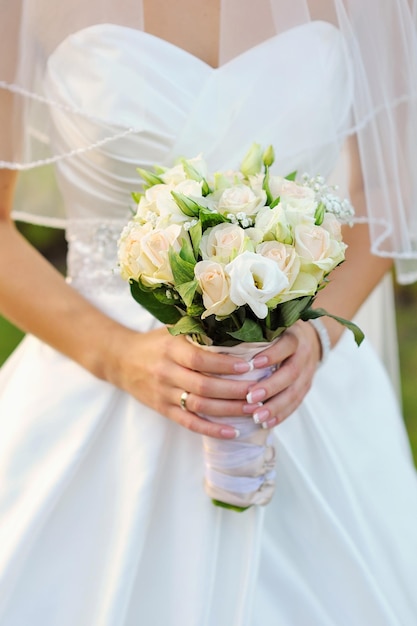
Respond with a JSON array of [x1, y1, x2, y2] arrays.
[[194, 261, 237, 319], [321, 212, 343, 241], [280, 180, 317, 225], [294, 223, 346, 273], [118, 221, 182, 286], [217, 184, 267, 217], [256, 241, 300, 289], [226, 251, 289, 318], [200, 222, 252, 263]]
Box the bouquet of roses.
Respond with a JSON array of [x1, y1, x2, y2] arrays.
[[117, 143, 363, 511]]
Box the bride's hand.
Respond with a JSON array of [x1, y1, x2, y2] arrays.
[[242, 320, 322, 428], [106, 325, 257, 440]]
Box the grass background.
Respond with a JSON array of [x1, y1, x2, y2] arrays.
[[1, 223, 417, 465]]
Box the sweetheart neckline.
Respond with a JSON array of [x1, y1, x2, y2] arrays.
[[54, 19, 340, 73]]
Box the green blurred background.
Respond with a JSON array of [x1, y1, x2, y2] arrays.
[[1, 223, 417, 466]]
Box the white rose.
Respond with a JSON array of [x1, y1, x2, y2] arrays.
[[226, 251, 289, 319], [200, 223, 252, 263], [294, 223, 346, 273], [280, 180, 317, 225], [160, 163, 187, 185], [118, 221, 182, 286], [194, 261, 237, 319], [256, 241, 300, 289], [217, 184, 267, 217], [136, 184, 186, 224], [255, 205, 292, 243]]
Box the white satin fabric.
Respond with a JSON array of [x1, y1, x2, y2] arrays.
[[1, 22, 417, 626]]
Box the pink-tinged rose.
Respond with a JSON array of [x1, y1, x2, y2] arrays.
[[118, 221, 182, 286], [194, 261, 237, 319], [200, 223, 252, 263], [217, 184, 267, 217], [280, 180, 317, 224], [225, 251, 289, 319], [256, 241, 300, 289], [321, 212, 343, 241], [294, 223, 346, 273]]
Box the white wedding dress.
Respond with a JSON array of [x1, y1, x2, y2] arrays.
[[1, 21, 417, 626]]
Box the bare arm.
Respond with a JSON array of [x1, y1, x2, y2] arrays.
[[0, 169, 256, 439], [314, 137, 392, 346]]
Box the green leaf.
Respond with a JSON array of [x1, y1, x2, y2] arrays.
[[131, 191, 142, 204], [262, 166, 273, 205], [179, 234, 196, 265], [171, 191, 201, 217], [276, 296, 314, 327], [227, 318, 266, 343], [136, 167, 163, 188], [269, 195, 280, 209], [189, 220, 203, 257], [169, 249, 196, 284], [265, 325, 287, 341], [212, 499, 250, 512], [129, 280, 182, 324], [301, 307, 365, 347], [285, 171, 297, 181], [199, 208, 228, 230], [314, 202, 325, 226], [181, 159, 211, 195], [168, 315, 205, 336], [176, 279, 199, 308]]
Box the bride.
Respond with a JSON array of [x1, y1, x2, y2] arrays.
[[1, 1, 417, 624]]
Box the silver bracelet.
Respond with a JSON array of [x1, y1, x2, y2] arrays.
[[308, 317, 331, 364]]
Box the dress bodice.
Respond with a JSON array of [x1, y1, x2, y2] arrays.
[[43, 22, 352, 293]]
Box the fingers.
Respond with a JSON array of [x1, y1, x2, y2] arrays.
[[242, 321, 322, 428], [173, 334, 253, 376], [170, 399, 240, 439]]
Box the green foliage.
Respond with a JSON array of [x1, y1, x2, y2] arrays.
[[129, 280, 183, 324]]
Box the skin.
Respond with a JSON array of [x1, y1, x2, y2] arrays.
[[0, 0, 392, 438]]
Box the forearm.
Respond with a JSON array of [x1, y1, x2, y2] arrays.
[[0, 217, 130, 379]]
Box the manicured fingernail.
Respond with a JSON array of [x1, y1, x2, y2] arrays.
[[253, 408, 269, 423], [252, 355, 269, 368], [234, 362, 250, 373], [221, 428, 240, 439], [262, 418, 277, 430], [246, 388, 266, 404]]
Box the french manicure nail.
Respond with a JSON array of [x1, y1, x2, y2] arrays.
[[246, 388, 266, 404], [253, 408, 269, 423], [221, 428, 240, 438]]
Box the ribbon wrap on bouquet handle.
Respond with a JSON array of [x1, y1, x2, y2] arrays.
[[191, 339, 278, 509]]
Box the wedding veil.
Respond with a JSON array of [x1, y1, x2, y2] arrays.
[[1, 0, 417, 282]]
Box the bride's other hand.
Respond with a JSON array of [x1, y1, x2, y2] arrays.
[[242, 320, 322, 428], [104, 325, 256, 440]]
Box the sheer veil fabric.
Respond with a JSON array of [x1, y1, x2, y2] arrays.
[[1, 0, 417, 281]]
